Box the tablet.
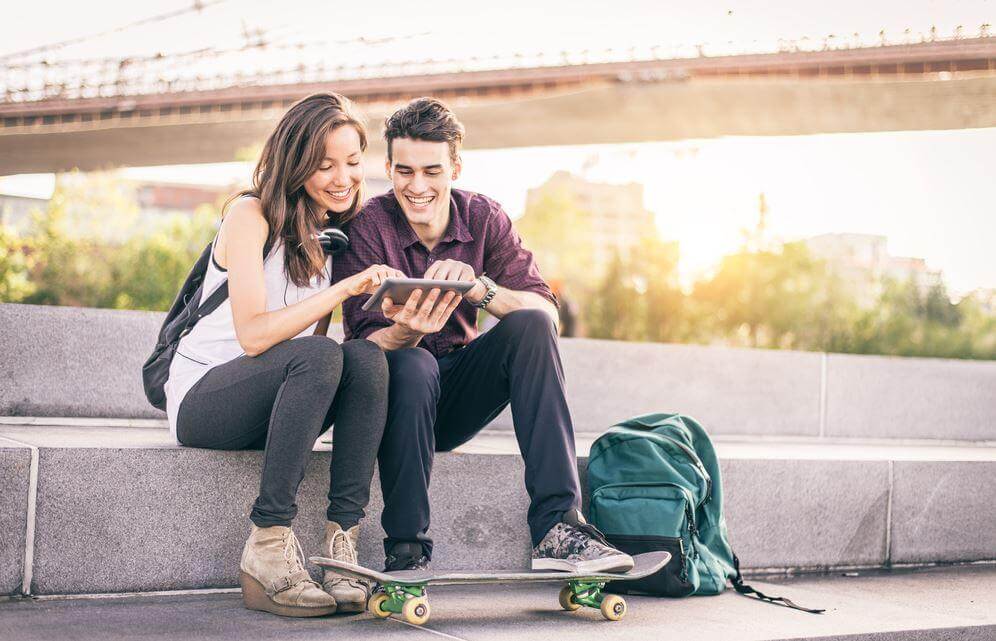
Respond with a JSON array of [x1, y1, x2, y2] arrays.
[[361, 277, 476, 311]]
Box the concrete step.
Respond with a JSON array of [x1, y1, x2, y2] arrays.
[[1, 425, 993, 597], [1, 565, 994, 641], [3, 302, 994, 441]]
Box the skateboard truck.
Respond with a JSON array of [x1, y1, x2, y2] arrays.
[[368, 583, 431, 625], [559, 580, 627, 621]]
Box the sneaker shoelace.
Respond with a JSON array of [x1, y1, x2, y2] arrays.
[[562, 521, 612, 551], [330, 529, 358, 565], [281, 528, 315, 586], [327, 529, 365, 590]]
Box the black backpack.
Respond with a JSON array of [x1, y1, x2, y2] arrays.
[[141, 241, 237, 410]]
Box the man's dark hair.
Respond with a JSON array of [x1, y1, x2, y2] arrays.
[[384, 97, 465, 164]]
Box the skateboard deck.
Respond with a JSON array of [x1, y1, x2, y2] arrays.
[[310, 550, 670, 624]]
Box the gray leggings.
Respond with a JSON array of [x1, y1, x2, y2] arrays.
[[175, 335, 388, 530]]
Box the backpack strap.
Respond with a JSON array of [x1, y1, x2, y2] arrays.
[[731, 554, 825, 614], [180, 238, 274, 337], [170, 242, 213, 317]]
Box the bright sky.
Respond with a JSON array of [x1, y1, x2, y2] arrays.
[[465, 129, 996, 295], [1, 0, 994, 293], [2, 0, 992, 65]]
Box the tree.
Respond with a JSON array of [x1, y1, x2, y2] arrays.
[[584, 238, 685, 343], [846, 277, 995, 360], [586, 250, 641, 341], [0, 224, 35, 303], [107, 204, 218, 310], [690, 241, 861, 351], [515, 186, 597, 297]]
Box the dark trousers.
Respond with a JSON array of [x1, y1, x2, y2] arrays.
[[377, 308, 581, 558], [176, 336, 388, 529]]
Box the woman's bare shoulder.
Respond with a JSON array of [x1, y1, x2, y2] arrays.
[[225, 195, 265, 223], [217, 197, 268, 268]]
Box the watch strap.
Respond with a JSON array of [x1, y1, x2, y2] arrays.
[[474, 275, 498, 309]]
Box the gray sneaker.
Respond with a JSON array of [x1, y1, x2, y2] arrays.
[[531, 509, 634, 573]]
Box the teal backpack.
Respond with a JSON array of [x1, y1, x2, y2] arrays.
[[587, 413, 822, 613]]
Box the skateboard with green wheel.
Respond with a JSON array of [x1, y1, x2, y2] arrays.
[[310, 551, 670, 625]]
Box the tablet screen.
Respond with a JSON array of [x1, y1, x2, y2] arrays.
[[361, 277, 476, 311]]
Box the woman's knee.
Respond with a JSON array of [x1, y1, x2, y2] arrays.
[[285, 335, 344, 382], [342, 339, 388, 381]]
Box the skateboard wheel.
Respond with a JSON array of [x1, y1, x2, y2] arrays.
[[558, 586, 581, 611], [402, 597, 431, 625], [600, 595, 626, 621], [368, 593, 392, 618]]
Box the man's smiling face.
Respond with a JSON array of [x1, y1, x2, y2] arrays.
[[387, 137, 461, 229]]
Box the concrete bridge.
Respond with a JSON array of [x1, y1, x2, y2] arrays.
[[1, 36, 994, 174]]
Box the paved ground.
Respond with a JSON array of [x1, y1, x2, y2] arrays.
[[2, 565, 993, 641]]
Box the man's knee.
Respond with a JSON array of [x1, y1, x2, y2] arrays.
[[496, 308, 558, 342], [386, 348, 440, 400]]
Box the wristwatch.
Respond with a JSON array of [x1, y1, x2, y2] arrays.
[[472, 275, 498, 309]]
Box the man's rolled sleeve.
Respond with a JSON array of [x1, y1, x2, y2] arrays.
[[333, 218, 392, 341], [483, 201, 558, 307]]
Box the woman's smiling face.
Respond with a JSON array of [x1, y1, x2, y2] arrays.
[[303, 124, 364, 215]]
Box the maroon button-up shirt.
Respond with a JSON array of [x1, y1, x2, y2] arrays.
[[334, 189, 557, 357]]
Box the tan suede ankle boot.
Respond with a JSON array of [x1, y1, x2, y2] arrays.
[[320, 521, 369, 613], [239, 524, 337, 617]]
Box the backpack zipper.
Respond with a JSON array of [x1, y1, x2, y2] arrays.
[[591, 481, 699, 543], [594, 430, 713, 506]]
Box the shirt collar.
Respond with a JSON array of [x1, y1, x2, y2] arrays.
[[389, 192, 474, 249]]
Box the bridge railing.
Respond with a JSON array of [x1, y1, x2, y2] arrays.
[[2, 25, 992, 105]]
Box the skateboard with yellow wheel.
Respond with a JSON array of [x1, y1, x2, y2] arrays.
[[311, 551, 669, 625]]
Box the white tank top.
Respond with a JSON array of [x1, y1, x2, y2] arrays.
[[164, 227, 333, 440]]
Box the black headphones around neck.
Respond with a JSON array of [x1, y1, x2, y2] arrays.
[[317, 225, 349, 256]]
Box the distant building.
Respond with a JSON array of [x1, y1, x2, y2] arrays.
[[135, 182, 229, 218], [0, 193, 47, 231], [803, 233, 943, 306], [524, 171, 656, 276]]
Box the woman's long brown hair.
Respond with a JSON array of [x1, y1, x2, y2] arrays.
[[226, 93, 368, 288]]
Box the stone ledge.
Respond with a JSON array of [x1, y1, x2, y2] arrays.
[[826, 353, 996, 441], [1, 426, 993, 595]]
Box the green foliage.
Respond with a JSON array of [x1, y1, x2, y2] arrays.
[[2, 172, 217, 311], [585, 238, 687, 343], [690, 241, 857, 350], [581, 237, 994, 360], [842, 278, 995, 360], [0, 224, 35, 302]]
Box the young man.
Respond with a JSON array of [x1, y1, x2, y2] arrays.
[[334, 97, 632, 574]]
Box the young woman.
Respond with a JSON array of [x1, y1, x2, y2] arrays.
[[163, 93, 402, 617]]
